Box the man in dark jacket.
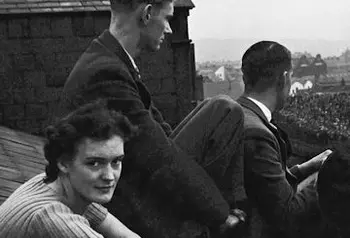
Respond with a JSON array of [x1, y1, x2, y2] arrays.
[[55, 0, 246, 237], [237, 41, 332, 238]]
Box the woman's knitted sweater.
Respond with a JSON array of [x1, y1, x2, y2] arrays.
[[0, 173, 108, 238]]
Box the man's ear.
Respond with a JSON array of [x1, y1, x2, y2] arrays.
[[276, 72, 287, 90], [57, 157, 70, 174], [140, 4, 153, 25]]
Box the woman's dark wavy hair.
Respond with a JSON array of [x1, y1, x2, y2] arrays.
[[43, 99, 138, 183]]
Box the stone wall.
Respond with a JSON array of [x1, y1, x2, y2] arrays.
[[0, 9, 199, 134]]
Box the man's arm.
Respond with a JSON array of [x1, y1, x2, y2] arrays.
[[290, 149, 333, 181], [79, 64, 229, 227], [244, 128, 319, 233]]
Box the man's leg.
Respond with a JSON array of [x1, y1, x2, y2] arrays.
[[170, 94, 246, 206], [296, 172, 328, 238]]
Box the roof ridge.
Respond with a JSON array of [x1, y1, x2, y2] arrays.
[[0, 0, 194, 14]]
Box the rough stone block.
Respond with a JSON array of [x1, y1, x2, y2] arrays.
[[46, 67, 69, 87], [6, 39, 22, 53], [12, 54, 36, 70], [0, 73, 14, 89], [8, 18, 30, 39], [30, 38, 66, 53], [35, 52, 56, 71], [10, 72, 31, 89], [29, 16, 51, 38], [72, 15, 95, 37], [0, 20, 8, 40], [15, 119, 42, 134], [145, 78, 176, 95], [25, 104, 48, 119], [4, 104, 25, 119], [0, 110, 3, 125], [13, 89, 37, 104], [64, 37, 92, 51], [23, 71, 46, 88], [2, 120, 16, 130], [55, 52, 81, 65], [36, 87, 62, 102], [0, 90, 13, 104], [0, 54, 13, 76], [94, 16, 110, 34], [51, 16, 73, 37]]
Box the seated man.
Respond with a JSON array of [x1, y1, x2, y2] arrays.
[[55, 0, 246, 237], [318, 147, 350, 238], [0, 100, 140, 238], [237, 41, 332, 238]]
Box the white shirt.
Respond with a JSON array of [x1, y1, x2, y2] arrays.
[[125, 49, 139, 73], [247, 97, 272, 122]]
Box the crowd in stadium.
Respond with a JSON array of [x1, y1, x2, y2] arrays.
[[278, 90, 350, 142]]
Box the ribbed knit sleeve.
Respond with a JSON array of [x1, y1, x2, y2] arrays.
[[84, 203, 108, 228], [30, 202, 104, 238]]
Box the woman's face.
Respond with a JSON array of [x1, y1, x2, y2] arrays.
[[61, 135, 124, 204]]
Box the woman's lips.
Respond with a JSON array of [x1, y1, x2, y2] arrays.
[[96, 185, 114, 192]]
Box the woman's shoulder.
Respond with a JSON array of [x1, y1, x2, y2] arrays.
[[30, 202, 104, 238]]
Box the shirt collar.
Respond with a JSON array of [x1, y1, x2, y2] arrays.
[[247, 97, 272, 122], [119, 42, 140, 73], [125, 49, 139, 73]]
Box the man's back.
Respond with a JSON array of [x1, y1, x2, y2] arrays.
[[238, 96, 320, 238]]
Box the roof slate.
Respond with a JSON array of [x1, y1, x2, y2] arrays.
[[0, 126, 46, 205], [0, 0, 194, 14]]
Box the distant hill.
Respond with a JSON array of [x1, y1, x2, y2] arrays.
[[193, 38, 350, 62]]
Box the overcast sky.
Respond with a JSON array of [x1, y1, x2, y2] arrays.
[[188, 0, 350, 41]]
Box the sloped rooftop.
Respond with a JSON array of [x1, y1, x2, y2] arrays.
[[0, 0, 195, 14], [0, 126, 46, 205]]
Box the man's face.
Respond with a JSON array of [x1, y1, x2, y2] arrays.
[[64, 135, 124, 204], [139, 1, 174, 51]]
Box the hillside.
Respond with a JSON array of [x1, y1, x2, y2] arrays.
[[194, 38, 350, 62]]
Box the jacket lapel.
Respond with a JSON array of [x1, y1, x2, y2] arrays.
[[97, 30, 141, 81], [238, 96, 290, 167], [97, 30, 152, 109]]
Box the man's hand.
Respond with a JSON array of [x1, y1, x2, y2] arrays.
[[219, 209, 246, 235], [299, 149, 333, 177], [307, 149, 333, 171]]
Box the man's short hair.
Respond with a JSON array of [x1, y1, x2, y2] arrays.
[[110, 0, 172, 12], [317, 147, 350, 237], [241, 41, 292, 93]]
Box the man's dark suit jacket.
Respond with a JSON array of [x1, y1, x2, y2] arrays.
[[55, 30, 230, 237], [237, 96, 319, 238]]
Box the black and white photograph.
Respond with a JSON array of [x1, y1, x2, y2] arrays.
[[0, 0, 349, 237]]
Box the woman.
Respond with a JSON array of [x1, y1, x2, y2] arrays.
[[0, 100, 140, 238]]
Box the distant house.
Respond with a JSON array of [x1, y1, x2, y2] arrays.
[[215, 66, 226, 81], [198, 69, 219, 82], [304, 80, 313, 89], [290, 81, 304, 95]]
